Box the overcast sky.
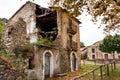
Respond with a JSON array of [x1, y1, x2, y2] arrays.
[[0, 0, 105, 46]]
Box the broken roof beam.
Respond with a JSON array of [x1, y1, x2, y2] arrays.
[[36, 11, 56, 18], [39, 31, 58, 34], [36, 4, 51, 11], [36, 5, 52, 14], [36, 12, 51, 18]]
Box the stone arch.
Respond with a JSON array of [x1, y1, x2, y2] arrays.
[[70, 52, 78, 71], [43, 50, 54, 79]]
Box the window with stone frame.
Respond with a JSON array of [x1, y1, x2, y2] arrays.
[[92, 48, 95, 53]]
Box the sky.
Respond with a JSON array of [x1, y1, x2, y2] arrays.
[[0, 0, 105, 46]]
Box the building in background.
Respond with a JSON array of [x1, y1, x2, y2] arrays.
[[81, 41, 120, 60]]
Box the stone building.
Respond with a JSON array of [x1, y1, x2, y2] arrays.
[[3, 1, 81, 80], [81, 41, 120, 60]]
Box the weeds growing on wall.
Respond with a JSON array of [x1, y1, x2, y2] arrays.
[[33, 36, 53, 50]]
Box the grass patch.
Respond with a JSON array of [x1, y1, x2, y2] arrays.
[[79, 64, 100, 79], [104, 68, 120, 80], [81, 63, 120, 80], [81, 64, 99, 71]]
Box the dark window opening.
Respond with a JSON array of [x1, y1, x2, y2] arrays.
[[36, 5, 58, 41], [28, 56, 34, 69], [72, 53, 77, 71], [8, 28, 14, 37], [92, 48, 95, 53], [8, 31, 12, 35], [69, 35, 73, 49]]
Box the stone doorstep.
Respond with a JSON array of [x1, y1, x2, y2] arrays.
[[54, 73, 67, 77]]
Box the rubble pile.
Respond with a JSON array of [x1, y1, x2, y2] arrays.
[[0, 56, 26, 80]]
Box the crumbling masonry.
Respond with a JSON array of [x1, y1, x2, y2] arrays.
[[3, 1, 81, 80]]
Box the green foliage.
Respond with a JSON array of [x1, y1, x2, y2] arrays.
[[25, 0, 119, 32], [104, 68, 120, 80], [13, 43, 34, 58], [99, 34, 120, 53], [49, 0, 120, 33], [0, 49, 27, 72], [80, 41, 85, 48], [49, 0, 83, 17], [81, 64, 99, 71], [33, 36, 53, 50], [0, 50, 11, 60], [0, 19, 5, 50], [0, 19, 4, 36], [13, 55, 25, 71]]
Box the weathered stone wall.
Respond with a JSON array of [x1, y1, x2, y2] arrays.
[[9, 1, 37, 43], [0, 56, 26, 80], [3, 18, 29, 53], [9, 1, 35, 23], [59, 49, 71, 73], [56, 7, 81, 69]]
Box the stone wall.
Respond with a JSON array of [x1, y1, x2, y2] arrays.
[[3, 18, 29, 53], [0, 56, 26, 80], [55, 7, 81, 68]]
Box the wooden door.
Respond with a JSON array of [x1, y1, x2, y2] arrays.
[[92, 55, 95, 59], [45, 53, 51, 78], [104, 54, 108, 60], [118, 55, 120, 60], [72, 54, 76, 71]]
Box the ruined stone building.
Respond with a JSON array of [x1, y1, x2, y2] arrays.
[[81, 41, 120, 60], [3, 1, 81, 80]]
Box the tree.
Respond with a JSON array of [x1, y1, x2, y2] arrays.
[[49, 0, 83, 17], [99, 34, 120, 59], [80, 41, 85, 48], [0, 19, 4, 36], [0, 19, 5, 50], [49, 0, 120, 33]]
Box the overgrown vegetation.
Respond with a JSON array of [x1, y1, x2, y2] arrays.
[[13, 43, 35, 71], [13, 43, 34, 58], [33, 36, 53, 50], [0, 49, 27, 72], [0, 19, 4, 35], [103, 68, 120, 80]]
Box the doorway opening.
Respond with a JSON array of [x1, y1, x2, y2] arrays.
[[70, 52, 77, 71], [43, 50, 53, 79]]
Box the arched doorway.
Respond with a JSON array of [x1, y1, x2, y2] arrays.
[[43, 50, 53, 79], [70, 52, 78, 71], [45, 52, 51, 78]]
